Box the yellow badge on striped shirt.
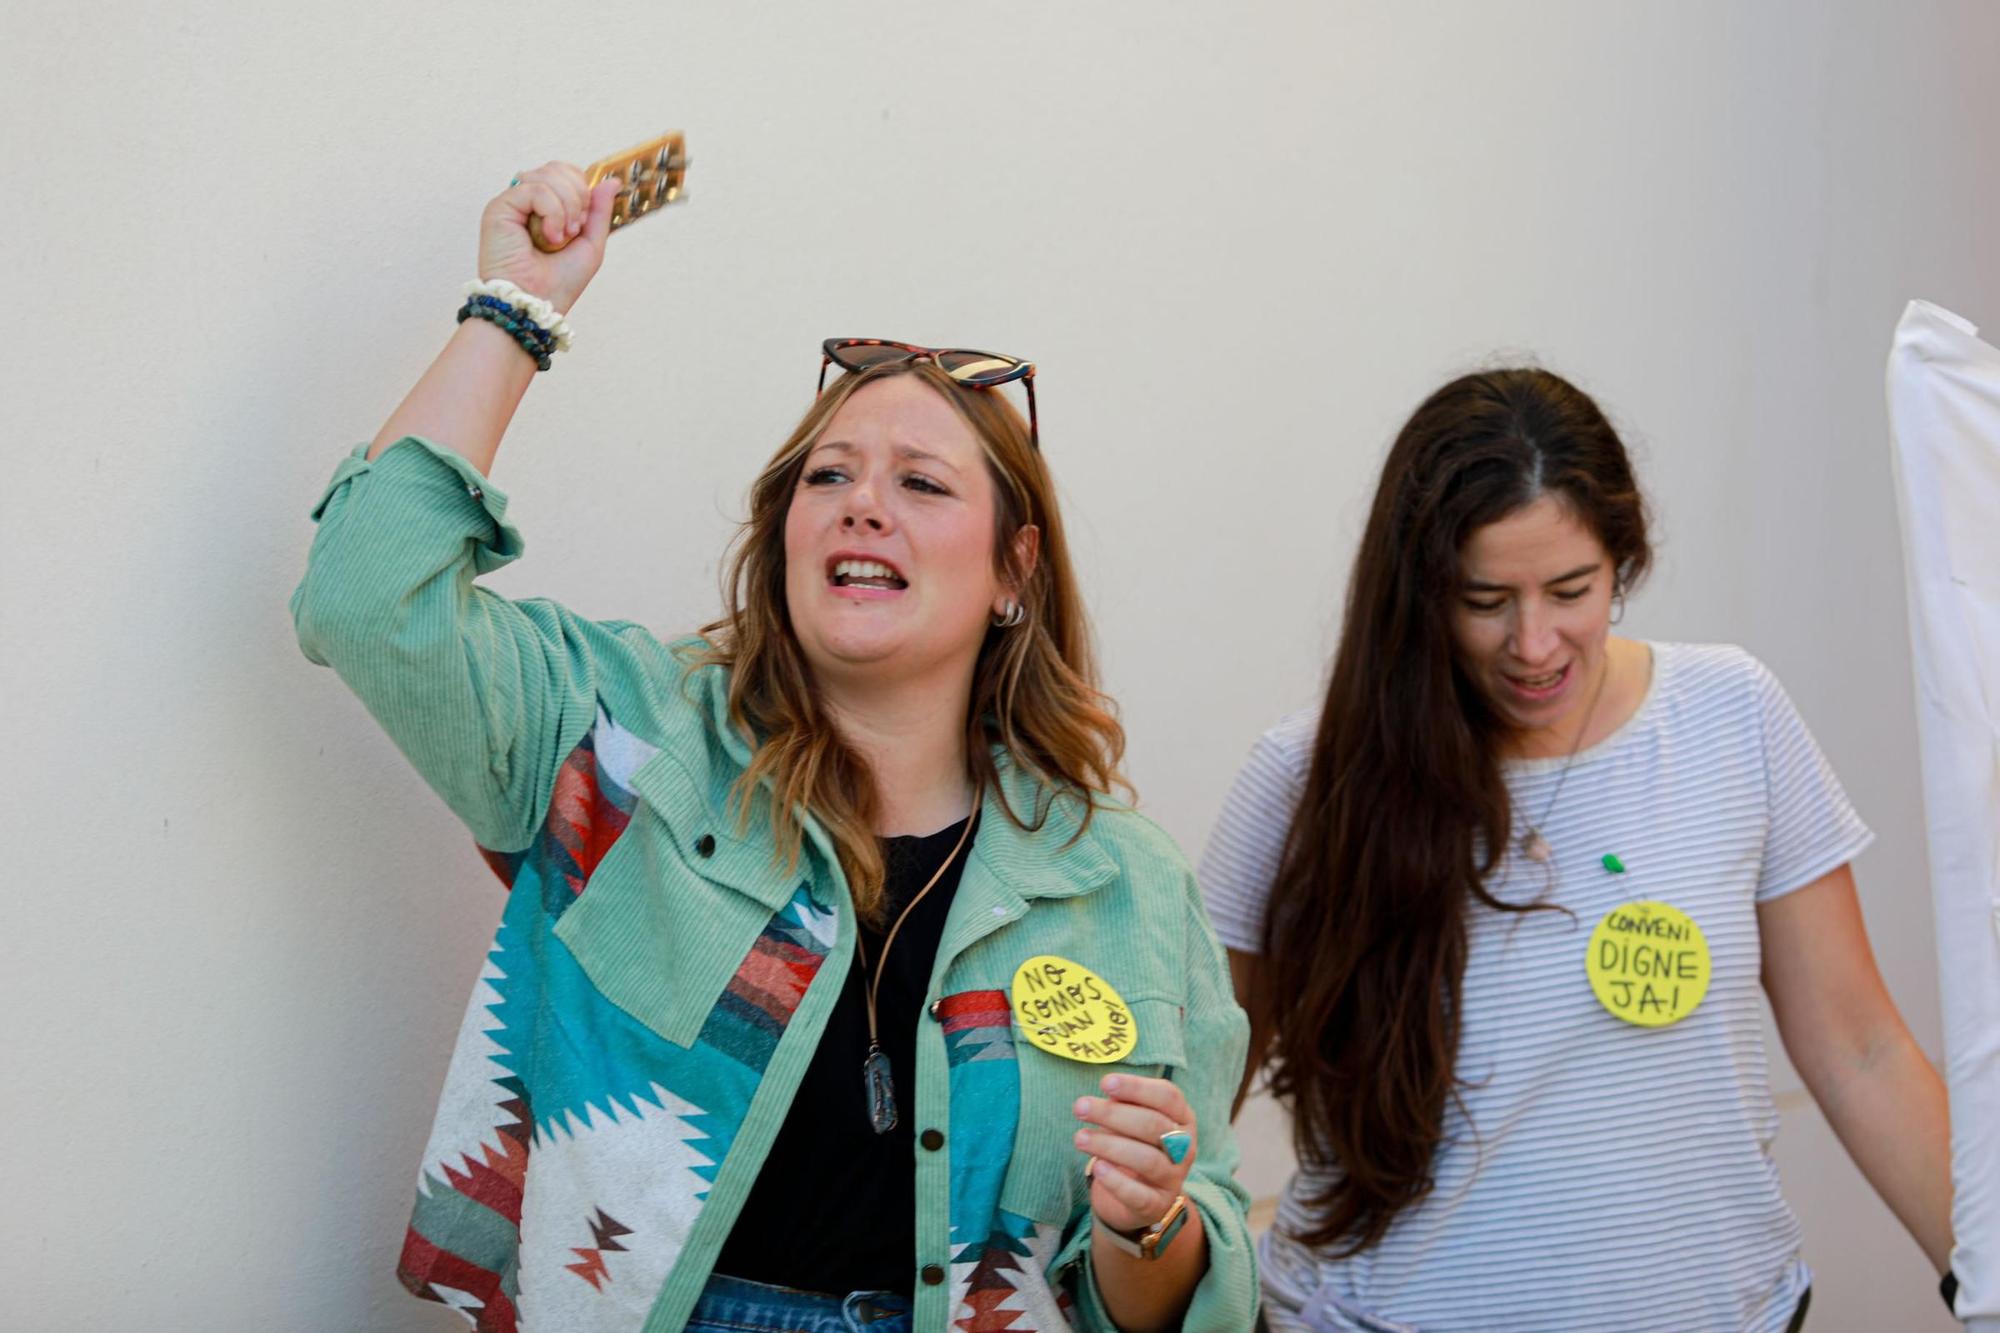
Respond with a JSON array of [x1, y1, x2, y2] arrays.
[[1586, 901, 1712, 1028], [1011, 955, 1136, 1062]]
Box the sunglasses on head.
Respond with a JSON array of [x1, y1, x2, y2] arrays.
[[817, 338, 1040, 450]]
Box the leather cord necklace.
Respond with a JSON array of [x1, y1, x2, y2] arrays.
[[855, 793, 980, 1134]]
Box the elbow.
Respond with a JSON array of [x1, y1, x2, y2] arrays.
[[290, 575, 338, 666], [290, 566, 401, 670], [1788, 1017, 1912, 1111]]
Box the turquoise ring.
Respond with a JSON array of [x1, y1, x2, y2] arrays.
[[508, 175, 521, 187], [1159, 1128, 1193, 1166]]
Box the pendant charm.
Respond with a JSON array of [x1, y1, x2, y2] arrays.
[[863, 1044, 898, 1134], [1522, 831, 1552, 863]]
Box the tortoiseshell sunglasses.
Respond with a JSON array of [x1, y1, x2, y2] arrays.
[[817, 338, 1040, 450]]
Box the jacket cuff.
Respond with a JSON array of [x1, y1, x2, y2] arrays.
[[1054, 1175, 1258, 1332], [308, 436, 523, 573]]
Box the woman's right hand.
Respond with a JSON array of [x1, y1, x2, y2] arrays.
[[366, 162, 621, 469], [478, 162, 623, 314]]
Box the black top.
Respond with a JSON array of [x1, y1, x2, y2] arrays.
[[714, 813, 976, 1296]]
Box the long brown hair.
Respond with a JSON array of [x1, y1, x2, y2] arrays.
[[1261, 367, 1651, 1254], [698, 360, 1126, 922]]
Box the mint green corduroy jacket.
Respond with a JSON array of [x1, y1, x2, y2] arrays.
[[292, 437, 1255, 1332]]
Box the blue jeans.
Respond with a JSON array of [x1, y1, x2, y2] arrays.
[[687, 1272, 914, 1333]]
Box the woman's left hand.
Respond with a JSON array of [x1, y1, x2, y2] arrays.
[[1073, 1073, 1197, 1232]]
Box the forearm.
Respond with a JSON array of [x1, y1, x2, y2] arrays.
[[369, 317, 536, 471], [1806, 1026, 1953, 1272], [1089, 1208, 1206, 1332]]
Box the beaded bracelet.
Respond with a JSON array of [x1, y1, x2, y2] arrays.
[[457, 300, 554, 371], [463, 277, 574, 352], [466, 295, 556, 358]]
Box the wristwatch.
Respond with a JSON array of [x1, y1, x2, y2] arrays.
[[1101, 1193, 1189, 1261]]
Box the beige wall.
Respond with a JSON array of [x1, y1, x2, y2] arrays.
[[5, 2, 1994, 1327]]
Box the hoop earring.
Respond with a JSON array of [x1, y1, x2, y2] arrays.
[[1610, 592, 1627, 626], [992, 599, 1025, 629]]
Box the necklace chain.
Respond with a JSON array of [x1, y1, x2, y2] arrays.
[[1520, 657, 1612, 861]]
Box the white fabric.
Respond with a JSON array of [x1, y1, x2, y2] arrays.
[[1201, 643, 1871, 1331], [1886, 299, 2000, 1330]]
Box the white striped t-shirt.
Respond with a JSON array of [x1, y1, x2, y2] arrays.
[[1201, 642, 1872, 1333]]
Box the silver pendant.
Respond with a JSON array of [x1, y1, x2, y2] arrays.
[[1522, 830, 1552, 863], [863, 1044, 897, 1134]]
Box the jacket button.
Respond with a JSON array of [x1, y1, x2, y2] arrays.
[[920, 1264, 945, 1286], [920, 1128, 945, 1151], [695, 834, 716, 857], [927, 999, 943, 1021]]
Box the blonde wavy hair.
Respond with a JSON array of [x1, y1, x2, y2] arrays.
[[695, 360, 1126, 922]]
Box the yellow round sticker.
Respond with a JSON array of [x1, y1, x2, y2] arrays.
[[1586, 901, 1711, 1028], [1011, 955, 1137, 1062]]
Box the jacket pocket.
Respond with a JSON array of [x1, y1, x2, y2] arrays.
[[999, 994, 1188, 1225], [552, 749, 811, 1048]]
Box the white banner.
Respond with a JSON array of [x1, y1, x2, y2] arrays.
[[1887, 299, 2000, 1329]]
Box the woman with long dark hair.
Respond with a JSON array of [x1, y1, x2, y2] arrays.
[[1203, 369, 1952, 1329], [293, 162, 1255, 1332]]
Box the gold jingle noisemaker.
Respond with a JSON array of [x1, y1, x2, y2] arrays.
[[528, 131, 689, 252]]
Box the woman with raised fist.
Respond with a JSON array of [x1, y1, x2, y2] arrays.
[[291, 162, 1254, 1332]]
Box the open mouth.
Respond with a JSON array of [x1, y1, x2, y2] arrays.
[[1503, 662, 1571, 699], [827, 557, 908, 591]]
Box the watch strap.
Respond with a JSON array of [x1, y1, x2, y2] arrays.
[[1099, 1193, 1189, 1261]]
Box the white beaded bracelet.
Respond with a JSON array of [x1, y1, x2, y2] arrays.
[[463, 278, 575, 352]]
